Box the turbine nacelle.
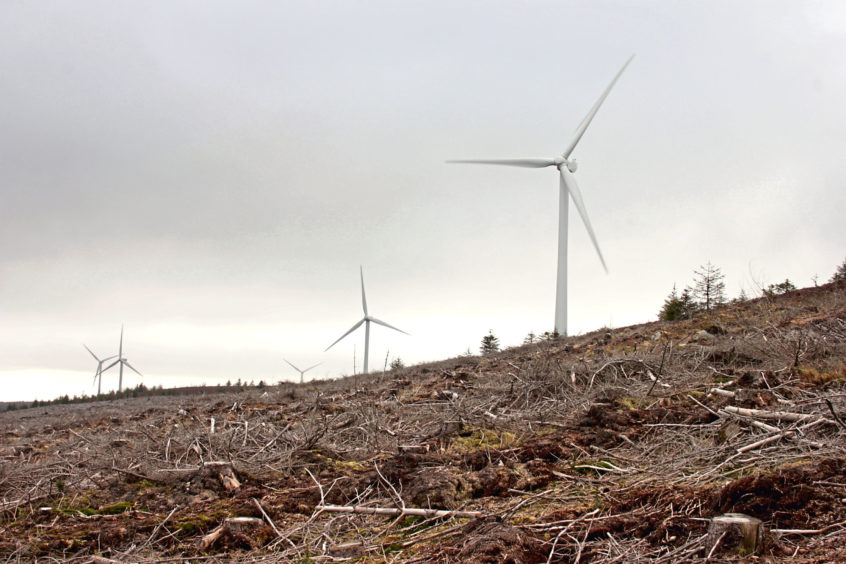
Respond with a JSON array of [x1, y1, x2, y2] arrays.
[[551, 158, 577, 173]]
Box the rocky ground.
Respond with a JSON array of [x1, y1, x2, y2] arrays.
[[2, 283, 845, 562]]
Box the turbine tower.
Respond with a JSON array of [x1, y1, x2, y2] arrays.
[[326, 267, 408, 374], [83, 345, 116, 396], [284, 359, 321, 384], [449, 55, 633, 336], [101, 325, 143, 392]]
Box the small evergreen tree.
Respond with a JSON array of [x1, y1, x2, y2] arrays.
[[480, 330, 500, 355], [680, 287, 697, 316], [692, 261, 726, 312], [540, 330, 560, 341], [763, 279, 796, 297], [523, 331, 537, 345], [659, 284, 684, 321], [730, 288, 749, 304], [389, 357, 405, 370], [831, 258, 846, 283], [660, 284, 698, 320]]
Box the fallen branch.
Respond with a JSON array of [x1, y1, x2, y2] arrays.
[[771, 518, 846, 535], [722, 406, 815, 422], [825, 399, 846, 431], [737, 431, 794, 454], [315, 504, 481, 519], [253, 498, 282, 537], [142, 506, 179, 547]]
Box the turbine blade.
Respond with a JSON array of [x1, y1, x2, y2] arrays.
[[124, 361, 143, 377], [303, 363, 322, 373], [325, 318, 365, 351], [284, 359, 302, 373], [360, 266, 368, 316], [83, 344, 100, 362], [369, 317, 410, 336], [447, 159, 557, 168], [562, 55, 634, 159], [102, 360, 120, 372], [119, 325, 124, 356], [560, 168, 608, 273]]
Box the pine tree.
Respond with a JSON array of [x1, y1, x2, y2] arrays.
[[660, 284, 698, 321], [523, 331, 537, 345], [692, 261, 726, 312], [831, 258, 846, 283], [680, 287, 696, 317], [659, 285, 684, 321], [764, 279, 796, 297], [480, 330, 500, 355]]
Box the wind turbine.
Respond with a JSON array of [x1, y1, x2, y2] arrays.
[[325, 267, 408, 375], [449, 55, 633, 336], [83, 345, 116, 396], [101, 325, 143, 392], [284, 359, 322, 384]]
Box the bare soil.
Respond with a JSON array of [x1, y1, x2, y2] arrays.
[[2, 283, 845, 562]]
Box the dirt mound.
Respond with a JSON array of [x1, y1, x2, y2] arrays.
[[452, 519, 546, 563]]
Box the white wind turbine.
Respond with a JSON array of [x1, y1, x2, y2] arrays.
[[83, 345, 116, 396], [449, 55, 633, 336], [325, 267, 408, 375], [284, 359, 322, 384], [101, 325, 143, 392]]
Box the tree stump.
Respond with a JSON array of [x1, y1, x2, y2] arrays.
[[707, 513, 763, 556], [199, 517, 266, 550]]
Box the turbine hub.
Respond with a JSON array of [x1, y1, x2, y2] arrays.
[[567, 159, 578, 173]]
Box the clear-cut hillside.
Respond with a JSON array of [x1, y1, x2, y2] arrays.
[[2, 282, 845, 562]]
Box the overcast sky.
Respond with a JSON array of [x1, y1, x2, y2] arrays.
[[2, 1, 845, 401]]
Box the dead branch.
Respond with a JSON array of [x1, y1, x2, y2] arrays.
[[722, 406, 816, 422], [315, 504, 481, 519]]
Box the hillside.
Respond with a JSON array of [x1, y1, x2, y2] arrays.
[[2, 283, 845, 562]]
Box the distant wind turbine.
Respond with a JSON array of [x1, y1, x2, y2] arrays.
[[101, 325, 143, 392], [284, 359, 321, 384], [325, 267, 408, 374], [83, 345, 116, 396], [449, 55, 633, 336]]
